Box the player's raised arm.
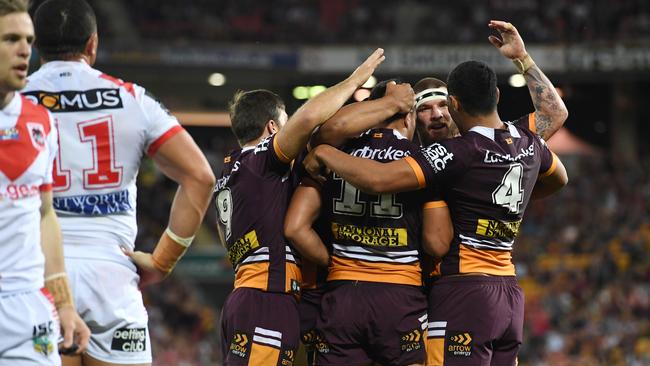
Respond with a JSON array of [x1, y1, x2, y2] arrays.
[[284, 181, 330, 267], [488, 20, 568, 140], [304, 144, 420, 195], [274, 48, 385, 160], [40, 191, 90, 354], [125, 130, 216, 278], [313, 81, 415, 147], [532, 152, 568, 200]]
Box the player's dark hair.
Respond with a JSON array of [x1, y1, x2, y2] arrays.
[[0, 0, 27, 16], [447, 60, 498, 116], [229, 89, 285, 145], [413, 77, 446, 94], [33, 0, 97, 60], [368, 78, 406, 124]]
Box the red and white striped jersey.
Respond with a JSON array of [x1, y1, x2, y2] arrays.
[[0, 93, 57, 292], [23, 60, 182, 265]]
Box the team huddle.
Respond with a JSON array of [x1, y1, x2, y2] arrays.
[[0, 0, 568, 365]]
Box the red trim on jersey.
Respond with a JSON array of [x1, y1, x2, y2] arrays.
[[40, 287, 55, 305], [147, 125, 183, 157], [99, 73, 136, 97], [0, 96, 52, 181], [39, 183, 52, 192]]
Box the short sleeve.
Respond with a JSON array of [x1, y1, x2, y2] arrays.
[[41, 111, 58, 189], [254, 134, 292, 175], [137, 86, 184, 156], [537, 136, 558, 178], [512, 113, 536, 133], [403, 141, 464, 189], [422, 185, 447, 209]]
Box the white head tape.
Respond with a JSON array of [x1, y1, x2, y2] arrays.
[[415, 87, 448, 108]]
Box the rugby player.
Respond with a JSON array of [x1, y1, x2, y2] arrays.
[[285, 80, 453, 365], [215, 49, 385, 366], [0, 0, 89, 363], [23, 1, 215, 365], [302, 58, 568, 365]]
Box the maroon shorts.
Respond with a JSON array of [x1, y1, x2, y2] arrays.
[[299, 287, 324, 348], [426, 275, 524, 366], [221, 288, 300, 366], [315, 281, 427, 366]]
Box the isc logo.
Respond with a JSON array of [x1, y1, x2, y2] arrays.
[[23, 89, 124, 112]]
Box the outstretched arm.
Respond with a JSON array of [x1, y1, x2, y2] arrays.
[[275, 48, 386, 160], [489, 20, 569, 140], [284, 182, 329, 267], [304, 144, 420, 195], [313, 82, 415, 147]]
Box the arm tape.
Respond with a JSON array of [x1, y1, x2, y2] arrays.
[[44, 272, 75, 310], [151, 229, 193, 274]]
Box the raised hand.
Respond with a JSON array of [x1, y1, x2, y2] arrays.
[[348, 48, 385, 88], [385, 81, 415, 114], [488, 20, 527, 60], [303, 146, 329, 185]]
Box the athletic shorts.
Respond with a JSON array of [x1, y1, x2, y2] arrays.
[[221, 288, 300, 366], [299, 287, 324, 349], [315, 281, 427, 366], [66, 258, 151, 364], [426, 275, 524, 366], [0, 288, 61, 366]]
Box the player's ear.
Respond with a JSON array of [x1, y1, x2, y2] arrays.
[[448, 95, 461, 112], [84, 33, 98, 65], [496, 87, 500, 104], [266, 120, 278, 135]]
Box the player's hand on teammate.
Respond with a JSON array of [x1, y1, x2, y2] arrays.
[[488, 20, 527, 60], [385, 81, 415, 114], [57, 305, 90, 355], [121, 247, 165, 287], [348, 48, 386, 88], [303, 145, 331, 184]]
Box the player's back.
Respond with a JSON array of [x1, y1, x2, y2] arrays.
[[22, 61, 182, 265], [322, 128, 426, 286], [411, 122, 557, 276], [215, 134, 301, 294]]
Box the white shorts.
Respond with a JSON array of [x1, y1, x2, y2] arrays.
[[66, 258, 151, 364], [0, 288, 61, 366]]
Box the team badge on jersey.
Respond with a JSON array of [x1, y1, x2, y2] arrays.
[[32, 321, 55, 356], [26, 122, 46, 151], [446, 331, 473, 357]]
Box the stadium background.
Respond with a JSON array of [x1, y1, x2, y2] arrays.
[[28, 0, 650, 365]]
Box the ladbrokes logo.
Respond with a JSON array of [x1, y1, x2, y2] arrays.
[[350, 145, 409, 161], [400, 329, 423, 352], [23, 89, 123, 112], [229, 332, 249, 358], [111, 327, 146, 352], [446, 331, 472, 357]]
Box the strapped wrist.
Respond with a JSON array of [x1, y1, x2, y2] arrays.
[[151, 228, 193, 274], [44, 272, 75, 310], [512, 53, 535, 74]]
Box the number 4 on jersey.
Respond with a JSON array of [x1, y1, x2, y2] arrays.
[[492, 163, 524, 214]]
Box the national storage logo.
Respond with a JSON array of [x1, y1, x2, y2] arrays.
[[23, 89, 124, 112]]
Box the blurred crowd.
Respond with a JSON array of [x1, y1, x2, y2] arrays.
[[121, 0, 650, 44], [133, 126, 649, 365]]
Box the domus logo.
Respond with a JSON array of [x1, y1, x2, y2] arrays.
[[23, 89, 124, 112]]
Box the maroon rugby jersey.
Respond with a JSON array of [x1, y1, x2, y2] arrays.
[[215, 134, 301, 293], [405, 120, 558, 276], [321, 128, 444, 286]]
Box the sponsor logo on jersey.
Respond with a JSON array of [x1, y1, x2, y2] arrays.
[[400, 329, 423, 352], [27, 122, 46, 151], [350, 145, 410, 161], [23, 89, 123, 112], [228, 230, 260, 265], [229, 332, 250, 358], [32, 321, 54, 356], [421, 143, 454, 173], [476, 219, 522, 238], [0, 127, 19, 141], [53, 190, 132, 215], [446, 331, 472, 357], [111, 327, 146, 352], [331, 222, 407, 247], [483, 143, 535, 164], [1, 183, 40, 201]]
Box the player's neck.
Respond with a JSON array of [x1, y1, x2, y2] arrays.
[[242, 133, 269, 149], [463, 111, 505, 131], [0, 90, 14, 109]]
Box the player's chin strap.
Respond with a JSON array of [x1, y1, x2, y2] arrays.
[[151, 227, 195, 274], [415, 88, 448, 109], [44, 272, 75, 310]]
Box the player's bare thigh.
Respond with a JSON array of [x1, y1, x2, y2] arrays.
[[62, 354, 151, 366]]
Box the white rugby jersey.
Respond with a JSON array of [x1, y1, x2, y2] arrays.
[[0, 93, 57, 292], [23, 61, 182, 265]]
